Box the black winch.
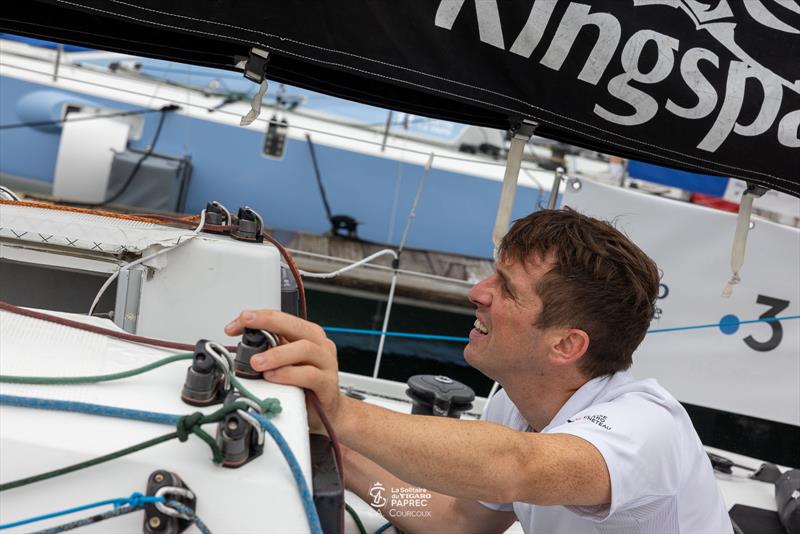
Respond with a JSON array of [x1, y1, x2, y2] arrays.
[[406, 375, 475, 418]]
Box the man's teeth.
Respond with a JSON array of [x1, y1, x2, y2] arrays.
[[474, 319, 489, 334]]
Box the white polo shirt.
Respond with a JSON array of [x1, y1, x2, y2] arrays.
[[480, 372, 732, 534]]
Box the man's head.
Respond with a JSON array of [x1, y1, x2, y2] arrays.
[[465, 208, 659, 381]]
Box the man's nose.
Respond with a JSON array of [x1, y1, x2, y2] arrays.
[[468, 276, 492, 307]]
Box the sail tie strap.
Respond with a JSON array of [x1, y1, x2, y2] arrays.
[[722, 185, 766, 298]]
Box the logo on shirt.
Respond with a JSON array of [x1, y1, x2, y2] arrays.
[[567, 414, 612, 430]]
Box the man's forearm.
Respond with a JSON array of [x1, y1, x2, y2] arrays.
[[337, 396, 524, 503]]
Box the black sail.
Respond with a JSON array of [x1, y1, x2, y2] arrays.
[[2, 0, 798, 196]]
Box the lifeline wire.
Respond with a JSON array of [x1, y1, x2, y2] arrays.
[[324, 314, 800, 343], [87, 209, 207, 315]]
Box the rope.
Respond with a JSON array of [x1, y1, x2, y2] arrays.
[[0, 395, 316, 532], [346, 504, 367, 534], [0, 301, 233, 352], [299, 249, 398, 279], [0, 395, 279, 490], [165, 501, 214, 534], [0, 492, 164, 530], [32, 505, 143, 533], [0, 430, 176, 491], [250, 413, 322, 534], [374, 522, 396, 534], [0, 353, 192, 385]]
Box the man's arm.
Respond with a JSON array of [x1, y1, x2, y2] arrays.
[[225, 310, 611, 506], [344, 445, 516, 534], [338, 396, 610, 506]]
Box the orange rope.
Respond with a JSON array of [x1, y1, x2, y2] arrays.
[[0, 200, 165, 224]]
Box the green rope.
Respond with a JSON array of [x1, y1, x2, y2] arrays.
[[0, 353, 193, 385], [0, 353, 282, 418], [346, 503, 368, 534], [0, 350, 282, 491], [0, 432, 176, 492], [0, 400, 271, 492], [230, 375, 283, 416]]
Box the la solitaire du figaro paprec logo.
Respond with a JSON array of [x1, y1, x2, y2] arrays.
[[369, 482, 433, 518]]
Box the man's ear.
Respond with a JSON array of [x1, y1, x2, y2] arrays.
[[549, 328, 590, 366]]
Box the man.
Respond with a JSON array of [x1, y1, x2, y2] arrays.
[[225, 208, 732, 533]]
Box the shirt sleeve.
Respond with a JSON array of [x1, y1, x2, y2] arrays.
[[547, 392, 683, 522], [478, 390, 516, 512]]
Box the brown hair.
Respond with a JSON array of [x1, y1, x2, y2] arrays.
[[499, 208, 660, 378]]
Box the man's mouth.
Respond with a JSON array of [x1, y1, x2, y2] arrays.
[[471, 318, 489, 337]]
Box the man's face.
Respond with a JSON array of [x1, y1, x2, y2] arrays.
[[464, 256, 553, 381]]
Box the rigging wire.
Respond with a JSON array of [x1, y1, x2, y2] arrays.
[[373, 153, 434, 379]]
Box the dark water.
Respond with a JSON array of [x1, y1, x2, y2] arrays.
[[306, 289, 495, 396]]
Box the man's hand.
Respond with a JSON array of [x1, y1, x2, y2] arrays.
[[224, 310, 341, 432]]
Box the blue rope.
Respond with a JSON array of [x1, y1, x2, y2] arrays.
[[33, 505, 143, 533], [253, 414, 323, 534], [323, 315, 800, 343], [0, 395, 322, 534], [167, 501, 213, 534], [0, 492, 163, 529]]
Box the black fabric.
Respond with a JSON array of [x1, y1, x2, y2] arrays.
[[2, 1, 798, 196], [684, 402, 800, 469], [729, 505, 785, 534]]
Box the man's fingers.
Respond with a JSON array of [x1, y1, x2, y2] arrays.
[[227, 309, 328, 344], [250, 339, 337, 372], [263, 364, 326, 392]]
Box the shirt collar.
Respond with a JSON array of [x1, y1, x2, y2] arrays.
[[541, 371, 630, 432]]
